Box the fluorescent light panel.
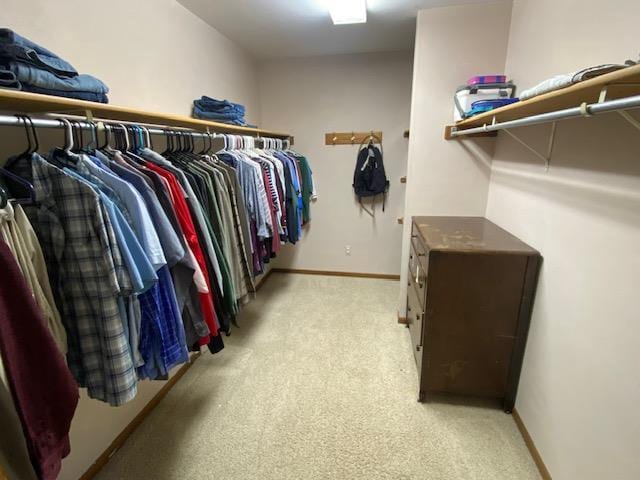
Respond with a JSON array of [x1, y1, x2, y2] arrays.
[[329, 0, 367, 25]]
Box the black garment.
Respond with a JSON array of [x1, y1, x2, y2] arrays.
[[282, 163, 297, 244]]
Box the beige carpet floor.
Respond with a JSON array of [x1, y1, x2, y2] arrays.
[[96, 273, 540, 480]]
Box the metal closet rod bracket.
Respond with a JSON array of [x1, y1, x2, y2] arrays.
[[501, 121, 558, 171], [452, 92, 640, 170]]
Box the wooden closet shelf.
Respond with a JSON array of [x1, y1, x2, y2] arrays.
[[0, 89, 291, 139], [445, 64, 640, 139]]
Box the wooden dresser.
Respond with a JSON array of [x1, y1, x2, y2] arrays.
[[406, 216, 541, 412]]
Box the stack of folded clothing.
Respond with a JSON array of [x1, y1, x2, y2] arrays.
[[520, 62, 636, 101], [193, 96, 252, 126], [0, 28, 109, 103]]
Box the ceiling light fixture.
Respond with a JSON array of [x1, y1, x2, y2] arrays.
[[328, 0, 367, 25]]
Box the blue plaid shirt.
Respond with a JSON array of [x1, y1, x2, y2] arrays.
[[30, 154, 138, 406]]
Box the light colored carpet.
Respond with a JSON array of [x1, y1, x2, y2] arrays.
[[96, 273, 540, 480]]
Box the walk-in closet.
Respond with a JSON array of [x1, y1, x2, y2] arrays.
[[1, 1, 638, 479]]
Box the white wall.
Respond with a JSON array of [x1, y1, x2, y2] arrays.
[[485, 1, 640, 478], [399, 2, 512, 314], [258, 52, 413, 275], [1, 2, 262, 479]]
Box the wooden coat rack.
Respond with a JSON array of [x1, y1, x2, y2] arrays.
[[325, 131, 383, 146]]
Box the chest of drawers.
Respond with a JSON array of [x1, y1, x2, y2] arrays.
[[407, 216, 541, 412]]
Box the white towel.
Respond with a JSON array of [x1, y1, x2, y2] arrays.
[[519, 64, 627, 101]]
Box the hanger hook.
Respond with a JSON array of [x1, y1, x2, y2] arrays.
[[15, 115, 33, 156], [58, 118, 74, 152], [117, 124, 129, 151], [26, 115, 39, 154]]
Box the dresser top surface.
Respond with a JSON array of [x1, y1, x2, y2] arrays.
[[412, 216, 539, 255]]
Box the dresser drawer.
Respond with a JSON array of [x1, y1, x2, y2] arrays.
[[406, 280, 424, 372], [411, 224, 429, 270], [408, 243, 428, 306]]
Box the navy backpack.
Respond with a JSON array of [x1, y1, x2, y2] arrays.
[[353, 143, 389, 211]]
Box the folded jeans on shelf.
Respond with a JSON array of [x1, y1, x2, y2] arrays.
[[194, 96, 246, 114], [0, 28, 77, 78], [192, 111, 247, 126], [21, 84, 109, 103], [8, 62, 109, 94], [193, 104, 245, 117], [0, 68, 21, 89], [193, 107, 244, 121]]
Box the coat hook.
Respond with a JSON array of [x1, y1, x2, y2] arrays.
[[332, 132, 337, 145], [350, 132, 355, 144]]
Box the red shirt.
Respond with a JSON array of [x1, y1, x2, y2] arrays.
[[145, 162, 219, 342]]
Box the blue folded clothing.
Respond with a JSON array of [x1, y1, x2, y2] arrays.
[[0, 28, 77, 77], [0, 68, 20, 89], [21, 84, 108, 103], [193, 106, 243, 121], [9, 62, 108, 94], [194, 96, 245, 115], [193, 96, 250, 125], [193, 111, 247, 126], [0, 28, 109, 103]]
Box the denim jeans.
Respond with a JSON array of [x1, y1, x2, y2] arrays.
[[193, 106, 243, 120], [192, 110, 247, 126], [9, 62, 108, 93], [194, 96, 245, 115], [21, 84, 108, 103], [192, 110, 246, 125], [0, 69, 20, 89], [0, 28, 77, 77]]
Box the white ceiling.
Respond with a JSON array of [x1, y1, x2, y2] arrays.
[[178, 0, 496, 59]]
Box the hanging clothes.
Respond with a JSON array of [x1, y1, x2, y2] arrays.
[[0, 238, 78, 480], [0, 202, 66, 354], [0, 127, 315, 410]]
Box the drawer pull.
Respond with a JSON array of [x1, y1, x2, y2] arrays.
[[418, 253, 426, 257], [416, 345, 421, 352]]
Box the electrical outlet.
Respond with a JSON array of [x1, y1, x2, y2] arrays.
[[345, 245, 351, 256]]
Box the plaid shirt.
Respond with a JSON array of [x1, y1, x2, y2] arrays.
[[137, 266, 189, 380], [30, 155, 137, 406]]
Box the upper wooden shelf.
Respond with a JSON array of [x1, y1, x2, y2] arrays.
[[0, 89, 291, 139], [445, 64, 640, 139]]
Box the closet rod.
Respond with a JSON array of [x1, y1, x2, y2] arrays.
[[0, 114, 272, 139], [449, 93, 640, 137]]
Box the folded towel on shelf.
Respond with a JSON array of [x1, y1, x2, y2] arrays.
[[0, 28, 109, 103], [192, 96, 251, 126], [520, 64, 629, 101]]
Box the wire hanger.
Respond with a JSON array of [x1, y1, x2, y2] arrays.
[[98, 123, 111, 151], [116, 124, 130, 152], [1, 115, 38, 203]]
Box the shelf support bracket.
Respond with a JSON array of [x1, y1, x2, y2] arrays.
[[618, 110, 640, 132], [502, 121, 557, 171], [598, 86, 608, 103]]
